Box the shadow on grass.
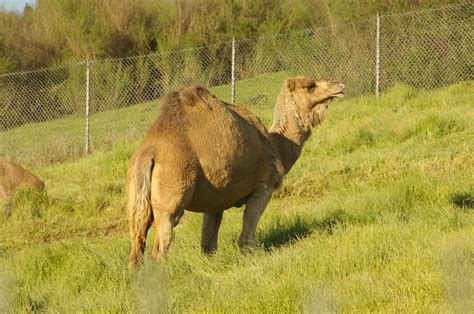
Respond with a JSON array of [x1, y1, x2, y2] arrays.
[[451, 192, 474, 209], [260, 210, 346, 250]]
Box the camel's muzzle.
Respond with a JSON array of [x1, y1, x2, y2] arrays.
[[331, 83, 345, 98]]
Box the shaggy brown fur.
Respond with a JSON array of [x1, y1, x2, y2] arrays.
[[0, 160, 45, 216], [127, 76, 344, 267]]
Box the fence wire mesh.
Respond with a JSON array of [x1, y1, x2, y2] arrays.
[[1, 3, 472, 165]]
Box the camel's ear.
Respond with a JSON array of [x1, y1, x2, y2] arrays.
[[285, 78, 297, 92]]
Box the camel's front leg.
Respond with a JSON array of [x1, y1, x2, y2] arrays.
[[238, 184, 273, 249], [201, 211, 224, 254]]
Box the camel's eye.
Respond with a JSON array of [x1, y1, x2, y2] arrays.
[[307, 83, 316, 92]]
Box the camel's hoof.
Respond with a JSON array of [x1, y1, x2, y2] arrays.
[[201, 246, 217, 256], [238, 239, 258, 254]]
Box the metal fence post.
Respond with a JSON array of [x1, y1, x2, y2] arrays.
[[231, 37, 236, 103], [375, 13, 381, 96], [85, 58, 91, 154]]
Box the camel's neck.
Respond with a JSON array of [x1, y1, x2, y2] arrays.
[[269, 112, 313, 174]]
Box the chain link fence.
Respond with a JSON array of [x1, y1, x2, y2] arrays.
[[1, 3, 472, 165]]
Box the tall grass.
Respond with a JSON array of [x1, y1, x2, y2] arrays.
[[0, 80, 473, 312]]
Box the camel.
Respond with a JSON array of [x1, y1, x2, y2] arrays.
[[0, 160, 45, 216], [127, 76, 344, 267]]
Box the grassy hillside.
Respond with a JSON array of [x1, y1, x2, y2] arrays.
[[1, 81, 473, 312]]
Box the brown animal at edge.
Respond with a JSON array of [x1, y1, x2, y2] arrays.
[[0, 160, 45, 216], [127, 76, 345, 268]]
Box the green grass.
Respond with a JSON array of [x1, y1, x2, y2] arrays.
[[1, 79, 473, 312]]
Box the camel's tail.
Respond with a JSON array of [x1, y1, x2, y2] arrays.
[[128, 152, 155, 231]]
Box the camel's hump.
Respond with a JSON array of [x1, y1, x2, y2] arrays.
[[149, 85, 233, 137], [160, 84, 221, 111]]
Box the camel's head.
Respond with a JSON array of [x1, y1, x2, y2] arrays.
[[281, 76, 344, 128], [286, 76, 345, 108]]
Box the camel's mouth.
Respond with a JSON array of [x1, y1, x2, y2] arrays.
[[330, 83, 345, 99], [332, 91, 345, 98]]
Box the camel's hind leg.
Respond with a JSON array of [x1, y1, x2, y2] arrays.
[[238, 184, 273, 249], [150, 202, 190, 261], [149, 169, 195, 261], [201, 211, 224, 254]]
